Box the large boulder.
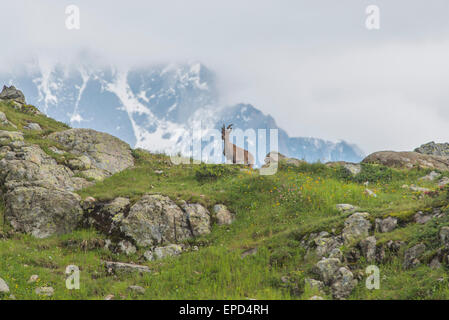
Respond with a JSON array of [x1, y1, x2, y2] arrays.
[[0, 85, 25, 104], [5, 186, 83, 238], [120, 195, 193, 247], [0, 132, 91, 238], [48, 129, 134, 180], [331, 267, 357, 300], [183, 203, 211, 236], [415, 142, 449, 158], [403, 243, 426, 269], [342, 212, 372, 244], [213, 204, 235, 225], [362, 151, 449, 171]]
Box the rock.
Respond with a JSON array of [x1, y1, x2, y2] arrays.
[[0, 130, 23, 144], [329, 248, 343, 261], [120, 194, 192, 247], [327, 161, 361, 175], [241, 248, 258, 258], [23, 123, 42, 131], [359, 236, 377, 262], [4, 186, 83, 238], [331, 267, 357, 299], [183, 203, 211, 236], [315, 258, 341, 285], [429, 257, 442, 269], [403, 244, 426, 269], [419, 171, 440, 181], [439, 227, 449, 246], [128, 286, 145, 295], [35, 287, 54, 296], [414, 211, 432, 224], [104, 261, 151, 275], [313, 233, 343, 258], [342, 212, 371, 244], [145, 244, 183, 261], [336, 204, 357, 213], [264, 152, 304, 167], [362, 151, 449, 171], [364, 188, 377, 197], [0, 277, 10, 294], [305, 278, 325, 292], [118, 240, 137, 256], [409, 185, 431, 193], [309, 295, 324, 300], [375, 217, 397, 233], [67, 156, 92, 171], [386, 240, 406, 252], [104, 294, 115, 300], [415, 141, 449, 158], [28, 275, 39, 283], [143, 250, 154, 261], [0, 112, 16, 128], [438, 177, 449, 187], [213, 204, 235, 225], [0, 85, 26, 104], [86, 197, 130, 237], [48, 128, 134, 179]]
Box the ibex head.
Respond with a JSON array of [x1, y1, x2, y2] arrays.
[[221, 124, 233, 140]]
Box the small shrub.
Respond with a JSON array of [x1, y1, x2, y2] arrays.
[[194, 163, 236, 182], [353, 163, 393, 183]]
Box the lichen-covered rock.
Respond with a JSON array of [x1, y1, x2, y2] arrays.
[[327, 162, 361, 176], [312, 232, 343, 258], [0, 112, 16, 128], [336, 204, 357, 213], [375, 217, 397, 233], [403, 243, 426, 269], [120, 194, 192, 247], [144, 244, 183, 261], [0, 85, 25, 104], [213, 204, 235, 225], [359, 236, 377, 262], [440, 227, 449, 246], [304, 278, 325, 292], [4, 186, 83, 238], [415, 141, 449, 158], [342, 212, 371, 244], [104, 261, 151, 275], [23, 122, 42, 131], [118, 240, 136, 256], [183, 203, 211, 236], [0, 277, 10, 294], [84, 197, 130, 238], [35, 287, 54, 297], [315, 258, 341, 285], [48, 128, 134, 179], [363, 151, 449, 171], [331, 267, 357, 300]]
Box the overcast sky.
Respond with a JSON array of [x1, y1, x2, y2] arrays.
[[1, 0, 449, 154]]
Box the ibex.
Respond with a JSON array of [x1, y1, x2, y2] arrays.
[[221, 124, 255, 168]]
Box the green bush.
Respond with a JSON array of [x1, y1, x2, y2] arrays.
[[353, 163, 393, 183], [194, 163, 236, 182]]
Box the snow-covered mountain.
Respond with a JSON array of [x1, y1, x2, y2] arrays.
[[0, 61, 364, 165]]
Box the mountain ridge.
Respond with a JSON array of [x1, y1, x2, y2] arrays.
[[0, 60, 364, 165]]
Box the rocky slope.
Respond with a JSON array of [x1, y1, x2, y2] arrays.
[[1, 86, 449, 300]]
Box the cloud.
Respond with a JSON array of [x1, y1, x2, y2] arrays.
[[1, 0, 449, 153]]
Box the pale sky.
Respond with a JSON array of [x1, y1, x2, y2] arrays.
[[1, 0, 449, 154]]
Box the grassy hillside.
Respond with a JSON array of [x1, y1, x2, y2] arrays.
[[0, 100, 449, 300]]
